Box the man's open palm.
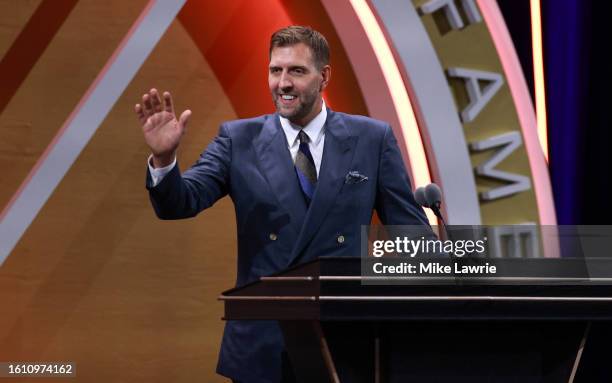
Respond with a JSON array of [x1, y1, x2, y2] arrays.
[[135, 88, 191, 167]]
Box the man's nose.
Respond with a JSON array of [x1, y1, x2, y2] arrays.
[[279, 72, 293, 90]]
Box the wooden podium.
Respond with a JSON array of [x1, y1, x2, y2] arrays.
[[220, 257, 612, 383]]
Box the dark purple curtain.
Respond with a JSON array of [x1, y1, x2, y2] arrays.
[[500, 0, 612, 224]]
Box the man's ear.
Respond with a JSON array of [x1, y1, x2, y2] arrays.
[[319, 65, 331, 92]]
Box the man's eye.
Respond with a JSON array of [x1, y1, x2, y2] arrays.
[[292, 69, 304, 75]]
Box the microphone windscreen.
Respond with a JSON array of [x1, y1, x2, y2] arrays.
[[425, 183, 442, 207], [414, 187, 428, 207]]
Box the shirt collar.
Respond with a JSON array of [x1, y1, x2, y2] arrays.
[[279, 100, 327, 146]]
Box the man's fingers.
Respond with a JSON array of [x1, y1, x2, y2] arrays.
[[150, 88, 163, 113], [178, 109, 192, 132], [163, 91, 174, 113], [135, 104, 146, 124], [142, 94, 154, 115]]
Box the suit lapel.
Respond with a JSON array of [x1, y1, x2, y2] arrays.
[[253, 114, 307, 234], [290, 109, 357, 264]]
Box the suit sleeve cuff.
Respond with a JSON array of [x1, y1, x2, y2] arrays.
[[147, 155, 177, 187]]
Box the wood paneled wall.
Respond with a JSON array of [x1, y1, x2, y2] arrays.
[[0, 1, 237, 381]]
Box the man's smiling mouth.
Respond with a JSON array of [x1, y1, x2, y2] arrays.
[[279, 94, 298, 106]]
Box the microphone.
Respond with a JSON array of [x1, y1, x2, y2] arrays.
[[416, 183, 455, 255], [414, 186, 429, 208], [415, 184, 467, 286], [424, 183, 444, 223]]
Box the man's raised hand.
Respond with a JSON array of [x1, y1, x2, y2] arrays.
[[135, 88, 191, 168]]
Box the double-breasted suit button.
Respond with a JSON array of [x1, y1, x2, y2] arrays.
[[269, 233, 278, 241], [337, 235, 345, 244]]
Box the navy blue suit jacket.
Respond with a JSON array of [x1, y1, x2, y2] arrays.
[[147, 109, 430, 382]]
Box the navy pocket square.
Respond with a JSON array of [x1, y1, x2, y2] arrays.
[[345, 171, 368, 184]]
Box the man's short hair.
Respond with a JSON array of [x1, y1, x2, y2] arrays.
[[269, 26, 330, 70]]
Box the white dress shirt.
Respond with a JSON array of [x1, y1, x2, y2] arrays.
[[148, 101, 327, 187]]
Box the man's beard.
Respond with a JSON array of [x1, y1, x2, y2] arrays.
[[274, 87, 319, 124]]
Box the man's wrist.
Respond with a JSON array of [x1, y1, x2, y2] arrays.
[[151, 153, 175, 168]]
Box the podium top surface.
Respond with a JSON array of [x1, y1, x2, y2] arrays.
[[232, 256, 612, 286], [220, 257, 612, 321]]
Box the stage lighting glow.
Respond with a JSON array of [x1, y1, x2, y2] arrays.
[[531, 0, 548, 162]]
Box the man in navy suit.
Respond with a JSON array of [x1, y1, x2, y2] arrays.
[[136, 26, 430, 383]]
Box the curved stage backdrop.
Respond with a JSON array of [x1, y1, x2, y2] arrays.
[[0, 0, 555, 381]]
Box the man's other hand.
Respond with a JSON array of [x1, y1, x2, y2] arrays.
[[135, 88, 191, 168]]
